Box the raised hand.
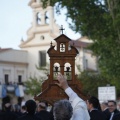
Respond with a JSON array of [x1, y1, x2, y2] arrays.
[[56, 73, 69, 90]]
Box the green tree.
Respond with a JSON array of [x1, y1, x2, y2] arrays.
[[78, 71, 120, 98], [24, 64, 49, 96], [24, 76, 44, 96], [78, 71, 110, 97], [42, 0, 120, 79]]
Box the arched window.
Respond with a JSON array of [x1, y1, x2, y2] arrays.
[[60, 43, 65, 52], [53, 63, 60, 80], [64, 63, 71, 80], [40, 35, 45, 40], [45, 11, 49, 24], [36, 12, 41, 25]]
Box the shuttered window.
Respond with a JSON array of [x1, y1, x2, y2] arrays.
[[18, 75, 22, 83], [39, 51, 46, 67], [5, 74, 9, 84]]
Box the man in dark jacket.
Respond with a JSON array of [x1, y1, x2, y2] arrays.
[[87, 96, 106, 120], [2, 103, 18, 120], [0, 110, 4, 120], [101, 102, 111, 120], [108, 100, 120, 120], [16, 100, 41, 120], [35, 102, 53, 120], [112, 113, 120, 120]]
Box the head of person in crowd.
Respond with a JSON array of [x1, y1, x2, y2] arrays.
[[2, 95, 10, 111], [53, 99, 73, 120], [21, 105, 27, 113], [108, 100, 117, 113], [25, 99, 36, 115], [4, 103, 11, 111], [117, 101, 120, 111], [37, 102, 46, 112], [21, 97, 26, 107], [101, 102, 108, 111], [14, 104, 21, 112], [87, 96, 101, 111]]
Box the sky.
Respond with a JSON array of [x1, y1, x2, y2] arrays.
[[0, 0, 80, 49]]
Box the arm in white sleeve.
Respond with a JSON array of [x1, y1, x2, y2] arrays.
[[65, 87, 83, 103], [65, 87, 90, 120]]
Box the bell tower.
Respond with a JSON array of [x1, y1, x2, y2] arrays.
[[19, 0, 60, 80], [29, 0, 56, 30], [34, 29, 87, 104], [20, 0, 59, 48]]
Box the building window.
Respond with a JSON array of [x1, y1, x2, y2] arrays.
[[40, 35, 45, 40], [36, 12, 41, 25], [85, 59, 88, 70], [45, 11, 49, 24], [5, 74, 9, 84], [39, 51, 46, 67], [60, 43, 65, 52], [18, 75, 22, 83]]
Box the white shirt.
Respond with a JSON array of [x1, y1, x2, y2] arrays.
[[65, 87, 90, 120]]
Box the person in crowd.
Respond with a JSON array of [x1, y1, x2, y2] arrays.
[[2, 102, 18, 120], [16, 99, 41, 120], [101, 102, 108, 111], [55, 73, 90, 120], [13, 104, 21, 116], [53, 99, 73, 120], [21, 98, 26, 107], [2, 95, 11, 112], [46, 103, 52, 112], [0, 108, 4, 119], [87, 96, 106, 120], [117, 101, 120, 111], [21, 105, 27, 116], [108, 100, 120, 120], [112, 112, 120, 120], [101, 102, 111, 120], [35, 102, 54, 120]]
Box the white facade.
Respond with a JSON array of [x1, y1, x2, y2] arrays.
[[0, 49, 28, 84], [0, 49, 28, 107], [83, 50, 98, 71], [19, 0, 60, 78], [75, 37, 98, 73]]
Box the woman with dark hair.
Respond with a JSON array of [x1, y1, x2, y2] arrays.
[[87, 96, 106, 120]]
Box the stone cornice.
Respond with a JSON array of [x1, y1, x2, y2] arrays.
[[19, 41, 56, 48], [0, 61, 28, 66]]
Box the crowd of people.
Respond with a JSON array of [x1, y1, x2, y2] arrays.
[[0, 73, 120, 120]]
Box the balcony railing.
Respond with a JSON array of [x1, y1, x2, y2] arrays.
[[0, 82, 25, 98]]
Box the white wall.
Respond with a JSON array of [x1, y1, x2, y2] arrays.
[[0, 50, 28, 63], [0, 63, 28, 84], [84, 49, 98, 71], [0, 50, 28, 84], [75, 47, 98, 72]]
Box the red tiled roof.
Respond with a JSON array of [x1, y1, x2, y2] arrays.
[[69, 40, 90, 48], [0, 48, 12, 52]]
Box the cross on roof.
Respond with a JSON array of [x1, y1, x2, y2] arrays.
[[59, 25, 65, 34], [50, 41, 53, 47]]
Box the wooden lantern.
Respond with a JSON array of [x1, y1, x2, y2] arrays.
[[34, 32, 87, 104]]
